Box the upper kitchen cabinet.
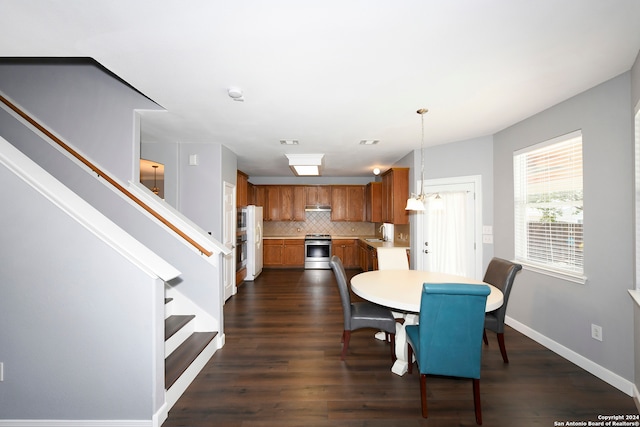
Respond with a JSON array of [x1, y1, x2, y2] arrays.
[[365, 181, 382, 223], [331, 185, 365, 222], [263, 185, 305, 221], [381, 167, 409, 225], [305, 185, 332, 207], [237, 170, 249, 207]]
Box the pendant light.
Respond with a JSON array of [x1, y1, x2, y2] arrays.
[[405, 108, 428, 211], [151, 165, 160, 195]]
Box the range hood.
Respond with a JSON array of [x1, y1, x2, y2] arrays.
[[305, 205, 332, 212]]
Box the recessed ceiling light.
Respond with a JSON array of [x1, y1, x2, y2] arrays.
[[359, 140, 379, 145], [280, 140, 299, 145]]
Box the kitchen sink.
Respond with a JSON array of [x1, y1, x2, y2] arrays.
[[365, 238, 385, 242]]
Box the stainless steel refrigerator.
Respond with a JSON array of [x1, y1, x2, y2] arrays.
[[245, 205, 263, 280]]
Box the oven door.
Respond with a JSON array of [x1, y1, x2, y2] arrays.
[[304, 240, 332, 269], [236, 232, 248, 271]]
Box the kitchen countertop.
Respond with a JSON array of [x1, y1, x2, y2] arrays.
[[263, 235, 410, 249]]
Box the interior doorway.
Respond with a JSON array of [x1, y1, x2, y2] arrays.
[[223, 181, 236, 301], [414, 175, 482, 279]]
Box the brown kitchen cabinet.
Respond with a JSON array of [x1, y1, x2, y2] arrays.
[[381, 167, 409, 225], [332, 239, 358, 268], [263, 238, 304, 267], [331, 185, 365, 222], [358, 239, 378, 271], [237, 170, 249, 207], [259, 185, 305, 221], [365, 181, 382, 223], [283, 239, 305, 267], [263, 239, 284, 266], [305, 185, 332, 206]]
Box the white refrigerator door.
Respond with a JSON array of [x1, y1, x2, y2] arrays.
[[246, 206, 263, 280]]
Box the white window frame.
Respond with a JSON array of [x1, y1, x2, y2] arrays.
[[514, 130, 586, 284], [635, 103, 640, 290]]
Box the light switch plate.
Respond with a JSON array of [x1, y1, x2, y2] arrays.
[[482, 235, 493, 244], [482, 225, 493, 235]]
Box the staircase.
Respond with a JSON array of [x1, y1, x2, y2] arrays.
[[164, 297, 218, 410]]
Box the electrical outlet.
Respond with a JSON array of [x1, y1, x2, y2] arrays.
[[591, 324, 603, 341]]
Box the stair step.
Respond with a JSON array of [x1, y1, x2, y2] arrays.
[[165, 331, 217, 389], [165, 315, 195, 340]]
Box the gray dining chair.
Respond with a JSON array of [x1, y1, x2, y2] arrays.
[[329, 255, 397, 361], [482, 257, 523, 363]]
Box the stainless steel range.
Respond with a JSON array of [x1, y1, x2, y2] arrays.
[[304, 234, 332, 269]]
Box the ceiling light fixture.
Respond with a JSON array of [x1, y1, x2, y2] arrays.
[[406, 108, 429, 211], [359, 140, 379, 145], [373, 167, 381, 176], [285, 153, 324, 176], [280, 140, 299, 145]]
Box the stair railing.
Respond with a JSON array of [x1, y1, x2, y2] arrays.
[[0, 94, 214, 257]]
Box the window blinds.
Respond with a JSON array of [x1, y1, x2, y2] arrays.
[[514, 131, 583, 276]]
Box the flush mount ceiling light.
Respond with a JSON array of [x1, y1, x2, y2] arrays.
[[373, 167, 381, 175], [280, 140, 299, 145], [406, 108, 429, 211], [359, 140, 379, 145], [285, 153, 324, 176]]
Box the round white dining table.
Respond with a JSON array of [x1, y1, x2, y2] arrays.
[[350, 269, 503, 376]]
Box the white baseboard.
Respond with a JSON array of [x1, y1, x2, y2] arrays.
[[0, 421, 152, 427], [505, 316, 634, 397]]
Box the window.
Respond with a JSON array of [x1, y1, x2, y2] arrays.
[[514, 131, 584, 281]]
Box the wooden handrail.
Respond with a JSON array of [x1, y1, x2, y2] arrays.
[[0, 94, 214, 257]]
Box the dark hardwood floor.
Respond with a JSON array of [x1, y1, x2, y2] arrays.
[[162, 268, 637, 426]]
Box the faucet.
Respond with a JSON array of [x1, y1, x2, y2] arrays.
[[379, 224, 386, 241]]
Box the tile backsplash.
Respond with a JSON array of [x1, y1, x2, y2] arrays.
[[263, 211, 375, 237]]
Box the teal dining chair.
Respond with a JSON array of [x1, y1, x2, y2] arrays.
[[406, 283, 490, 424]]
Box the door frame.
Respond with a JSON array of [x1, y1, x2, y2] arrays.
[[414, 175, 483, 279]]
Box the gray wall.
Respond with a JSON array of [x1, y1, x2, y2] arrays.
[[630, 50, 640, 402], [400, 136, 495, 270], [494, 72, 635, 382], [0, 162, 163, 420], [0, 60, 161, 184]]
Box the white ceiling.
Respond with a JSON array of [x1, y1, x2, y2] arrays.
[[2, 0, 639, 177]]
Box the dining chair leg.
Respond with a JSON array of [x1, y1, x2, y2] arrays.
[[472, 378, 482, 425], [482, 329, 488, 345], [407, 344, 413, 374], [420, 374, 429, 418], [341, 330, 351, 360], [497, 332, 509, 363], [389, 333, 396, 363]]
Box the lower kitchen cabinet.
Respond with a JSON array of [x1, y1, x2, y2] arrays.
[[283, 239, 305, 267], [332, 239, 358, 268], [358, 240, 378, 271], [264, 239, 284, 266], [264, 239, 304, 268]]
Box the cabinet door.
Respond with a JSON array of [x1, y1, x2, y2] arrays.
[[292, 186, 306, 221], [237, 171, 248, 207], [305, 186, 332, 206], [254, 185, 265, 208], [279, 186, 294, 221], [263, 240, 283, 266], [266, 186, 283, 221], [366, 182, 382, 223], [346, 186, 365, 221], [381, 168, 409, 225], [283, 240, 305, 266], [330, 186, 348, 221], [333, 239, 358, 268]]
